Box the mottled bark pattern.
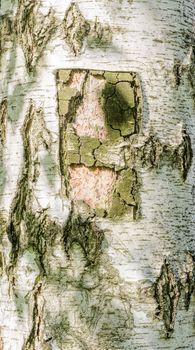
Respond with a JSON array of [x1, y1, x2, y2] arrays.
[[0, 0, 195, 349]]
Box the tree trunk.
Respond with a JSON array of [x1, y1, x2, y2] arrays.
[[0, 0, 195, 349]]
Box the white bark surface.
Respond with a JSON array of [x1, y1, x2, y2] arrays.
[[0, 0, 195, 349]]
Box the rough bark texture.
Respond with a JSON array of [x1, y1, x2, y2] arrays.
[[0, 0, 195, 349]]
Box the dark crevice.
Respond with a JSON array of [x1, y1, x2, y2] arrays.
[[63, 205, 104, 266]]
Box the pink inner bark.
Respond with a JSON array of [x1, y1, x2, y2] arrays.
[[68, 166, 116, 209], [72, 74, 107, 140], [69, 71, 87, 92]]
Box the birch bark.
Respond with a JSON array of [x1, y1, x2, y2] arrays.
[[0, 0, 195, 349]]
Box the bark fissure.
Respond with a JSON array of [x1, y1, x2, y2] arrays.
[[64, 207, 104, 266], [7, 102, 53, 275], [154, 252, 195, 338], [63, 3, 112, 56], [23, 282, 44, 350], [0, 98, 7, 146], [16, 0, 57, 72], [138, 130, 193, 180], [63, 3, 91, 56], [0, 14, 13, 58]]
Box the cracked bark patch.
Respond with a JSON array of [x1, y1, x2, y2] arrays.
[[57, 69, 142, 219], [68, 166, 116, 213], [154, 252, 195, 338], [16, 0, 57, 72]]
